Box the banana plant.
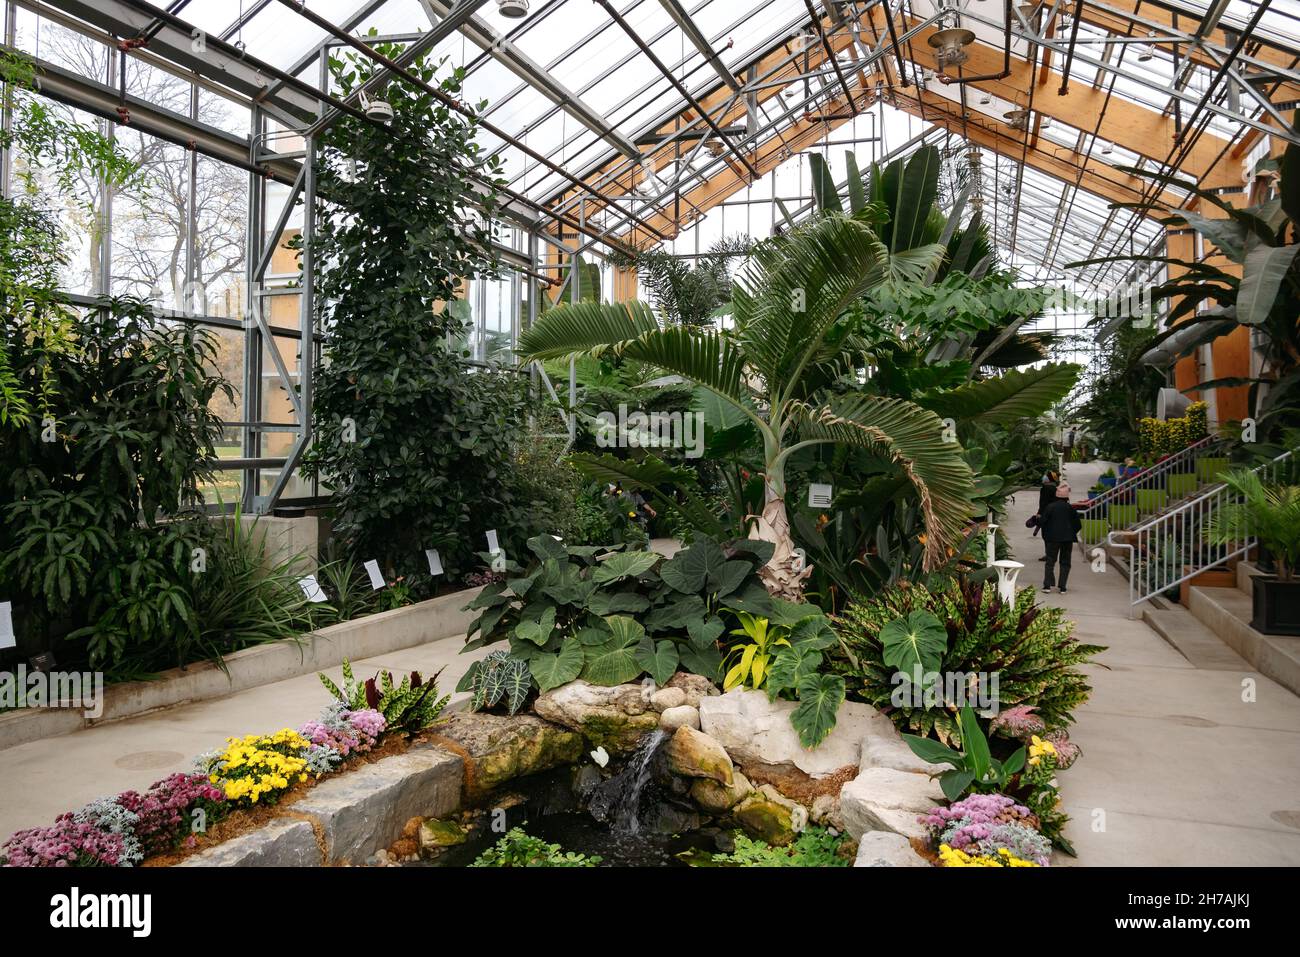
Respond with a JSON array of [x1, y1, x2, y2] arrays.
[[1066, 129, 1300, 430], [516, 213, 976, 600]]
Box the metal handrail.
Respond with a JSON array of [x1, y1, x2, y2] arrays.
[[1107, 449, 1295, 613], [1080, 435, 1221, 544]]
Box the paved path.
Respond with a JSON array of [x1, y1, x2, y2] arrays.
[[0, 635, 488, 840], [1009, 461, 1300, 865]]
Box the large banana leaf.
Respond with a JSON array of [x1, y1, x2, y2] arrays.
[[789, 395, 975, 569], [918, 363, 1081, 425], [886, 145, 941, 253], [808, 153, 843, 214], [1239, 243, 1300, 326]]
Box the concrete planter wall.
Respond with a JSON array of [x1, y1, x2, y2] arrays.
[[0, 585, 483, 752]]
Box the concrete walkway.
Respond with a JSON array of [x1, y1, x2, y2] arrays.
[[1010, 461, 1300, 865], [0, 634, 488, 840]]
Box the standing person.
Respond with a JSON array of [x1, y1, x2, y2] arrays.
[[1035, 470, 1059, 560], [1041, 483, 1082, 593]]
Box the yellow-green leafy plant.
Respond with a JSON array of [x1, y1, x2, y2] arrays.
[[721, 610, 792, 690]]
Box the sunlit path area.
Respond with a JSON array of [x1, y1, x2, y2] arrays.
[[1, 1, 1298, 931], [1007, 462, 1300, 866]]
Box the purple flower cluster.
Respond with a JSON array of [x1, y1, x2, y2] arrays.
[[117, 773, 226, 857], [2, 817, 130, 867], [920, 792, 1035, 832], [298, 705, 385, 760], [919, 793, 1052, 866]]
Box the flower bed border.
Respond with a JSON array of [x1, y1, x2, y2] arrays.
[[0, 585, 483, 752]]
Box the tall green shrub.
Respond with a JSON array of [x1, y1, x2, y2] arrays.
[[302, 44, 528, 585], [0, 278, 233, 671]]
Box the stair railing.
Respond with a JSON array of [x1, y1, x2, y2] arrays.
[[1107, 449, 1294, 614], [1079, 435, 1220, 546]]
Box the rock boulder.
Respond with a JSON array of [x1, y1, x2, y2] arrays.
[[698, 688, 893, 777], [665, 725, 734, 785], [533, 680, 660, 752], [838, 766, 944, 841]]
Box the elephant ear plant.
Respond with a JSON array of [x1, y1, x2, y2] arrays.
[[515, 212, 976, 601], [460, 535, 775, 697]]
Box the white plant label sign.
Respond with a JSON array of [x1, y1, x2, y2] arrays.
[[298, 575, 328, 603], [0, 601, 14, 650], [808, 483, 833, 508], [425, 548, 444, 576], [485, 529, 500, 554], [364, 559, 385, 590]]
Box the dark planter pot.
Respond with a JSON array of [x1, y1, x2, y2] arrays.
[[1099, 476, 1117, 488], [1250, 575, 1300, 635]]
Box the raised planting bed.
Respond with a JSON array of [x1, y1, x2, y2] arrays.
[[0, 586, 483, 752]]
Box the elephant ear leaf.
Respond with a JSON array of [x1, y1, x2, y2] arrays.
[[529, 637, 584, 693], [879, 609, 948, 677], [635, 637, 679, 686], [581, 616, 644, 686], [592, 550, 660, 583], [766, 643, 823, 701], [790, 674, 845, 749]]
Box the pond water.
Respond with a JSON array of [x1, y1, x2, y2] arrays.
[[421, 730, 727, 867]]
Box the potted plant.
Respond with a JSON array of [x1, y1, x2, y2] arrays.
[[1205, 469, 1300, 635], [1099, 468, 1117, 489]]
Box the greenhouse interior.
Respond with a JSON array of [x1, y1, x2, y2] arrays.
[[0, 0, 1299, 891]]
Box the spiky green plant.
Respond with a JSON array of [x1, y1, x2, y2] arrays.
[[1204, 468, 1300, 580], [319, 659, 450, 736], [834, 577, 1103, 745]]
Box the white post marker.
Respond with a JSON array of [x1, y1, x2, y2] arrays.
[[808, 483, 833, 508], [425, 548, 444, 576], [363, 559, 385, 590], [986, 510, 999, 567], [298, 575, 329, 603], [991, 559, 1024, 604], [485, 529, 500, 554], [0, 601, 14, 650]]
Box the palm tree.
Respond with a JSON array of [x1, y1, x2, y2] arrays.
[[1204, 468, 1300, 580], [516, 213, 976, 600]]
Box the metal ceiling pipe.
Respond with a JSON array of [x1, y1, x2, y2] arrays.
[[803, 0, 859, 111], [594, 0, 763, 181], [1058, 0, 1085, 94], [270, 0, 672, 243]]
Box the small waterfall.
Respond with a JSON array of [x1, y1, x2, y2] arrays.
[[594, 729, 667, 835]]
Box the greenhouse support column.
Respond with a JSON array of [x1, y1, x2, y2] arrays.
[[242, 105, 266, 512]]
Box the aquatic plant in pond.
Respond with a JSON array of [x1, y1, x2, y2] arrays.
[[471, 827, 601, 867]]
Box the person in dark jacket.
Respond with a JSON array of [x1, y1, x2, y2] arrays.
[[1034, 470, 1060, 558], [1040, 483, 1082, 593]]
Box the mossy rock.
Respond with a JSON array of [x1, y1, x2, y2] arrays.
[[577, 711, 661, 753], [731, 790, 796, 847], [429, 712, 585, 795], [419, 818, 468, 849]]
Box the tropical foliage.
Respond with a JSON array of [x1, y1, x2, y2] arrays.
[[834, 577, 1104, 744], [1067, 129, 1300, 438], [1204, 468, 1300, 579]]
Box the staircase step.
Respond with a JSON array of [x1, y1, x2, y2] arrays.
[[1186, 584, 1300, 696], [1237, 560, 1264, 597], [1141, 601, 1251, 670]]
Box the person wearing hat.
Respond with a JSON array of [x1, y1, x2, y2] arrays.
[[1040, 482, 1082, 593]]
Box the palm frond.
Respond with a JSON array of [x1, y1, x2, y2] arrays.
[[789, 395, 975, 569]]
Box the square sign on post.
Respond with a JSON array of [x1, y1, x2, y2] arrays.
[[363, 560, 385, 590], [0, 601, 14, 650], [425, 548, 444, 576], [808, 483, 833, 508], [298, 576, 329, 603]]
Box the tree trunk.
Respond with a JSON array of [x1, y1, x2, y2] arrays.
[[748, 477, 812, 602]]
